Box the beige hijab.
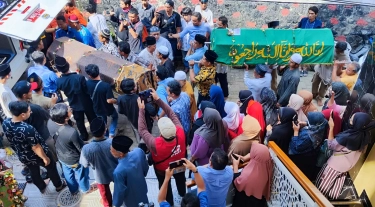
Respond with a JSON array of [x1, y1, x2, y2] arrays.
[[297, 90, 318, 115], [288, 94, 308, 122], [228, 115, 260, 157]]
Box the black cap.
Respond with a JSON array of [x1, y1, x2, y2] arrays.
[[13, 80, 38, 98], [0, 63, 11, 77], [146, 36, 156, 46], [27, 73, 42, 90], [195, 34, 206, 45], [55, 56, 70, 73], [90, 117, 106, 137], [204, 50, 218, 63], [335, 41, 347, 52], [267, 21, 279, 28], [165, 0, 174, 7], [112, 136, 133, 153]]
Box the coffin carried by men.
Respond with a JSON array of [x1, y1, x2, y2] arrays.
[[210, 28, 335, 65], [46, 37, 157, 92]]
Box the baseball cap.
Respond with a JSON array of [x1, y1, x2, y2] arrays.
[[13, 80, 38, 98]]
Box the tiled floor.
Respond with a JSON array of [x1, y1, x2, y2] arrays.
[[6, 67, 317, 207]]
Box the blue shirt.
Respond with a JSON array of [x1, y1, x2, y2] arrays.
[[185, 46, 208, 75], [156, 77, 174, 115], [192, 166, 233, 207], [55, 26, 75, 39], [298, 17, 322, 29], [71, 25, 96, 47], [28, 65, 58, 93], [170, 92, 191, 135], [160, 191, 208, 207], [113, 148, 149, 207], [179, 22, 211, 49]]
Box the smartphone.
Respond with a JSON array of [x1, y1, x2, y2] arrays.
[[293, 114, 299, 126], [169, 160, 186, 169], [231, 154, 244, 163]]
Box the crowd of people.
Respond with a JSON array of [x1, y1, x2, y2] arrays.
[[0, 0, 374, 207]]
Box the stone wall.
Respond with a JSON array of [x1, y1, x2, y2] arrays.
[[78, 0, 375, 36]]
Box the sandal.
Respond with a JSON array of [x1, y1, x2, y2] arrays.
[[82, 183, 98, 194]]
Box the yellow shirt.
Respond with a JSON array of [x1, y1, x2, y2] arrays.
[[182, 81, 197, 120], [194, 66, 216, 96], [341, 72, 358, 90]]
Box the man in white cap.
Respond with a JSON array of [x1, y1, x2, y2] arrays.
[[157, 45, 174, 74], [276, 53, 302, 107], [174, 71, 197, 121], [150, 26, 174, 60], [137, 88, 186, 206]]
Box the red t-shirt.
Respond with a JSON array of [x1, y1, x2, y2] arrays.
[[152, 126, 186, 171]]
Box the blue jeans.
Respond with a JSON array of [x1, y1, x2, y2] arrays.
[[99, 110, 118, 137], [60, 161, 90, 193]]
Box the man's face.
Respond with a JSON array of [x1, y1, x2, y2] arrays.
[[200, 2, 208, 10], [177, 80, 185, 87], [150, 31, 160, 41], [201, 55, 211, 67], [182, 14, 191, 23], [128, 13, 138, 24], [191, 16, 200, 26], [167, 86, 172, 96], [38, 40, 44, 51], [64, 5, 70, 12], [216, 20, 225, 28], [98, 33, 105, 42], [68, 21, 79, 29], [56, 20, 67, 30], [21, 106, 32, 120], [165, 4, 173, 13], [148, 44, 156, 53], [345, 64, 357, 76], [141, 0, 148, 6], [23, 91, 32, 101], [289, 59, 298, 69], [110, 146, 121, 158], [308, 10, 317, 21], [119, 1, 127, 9]]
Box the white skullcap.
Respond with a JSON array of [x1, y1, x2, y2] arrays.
[[157, 46, 169, 56], [290, 53, 303, 64], [174, 71, 186, 81]]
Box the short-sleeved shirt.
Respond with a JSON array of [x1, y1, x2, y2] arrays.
[[185, 46, 208, 75], [99, 42, 121, 58], [71, 25, 96, 47], [31, 93, 52, 110], [179, 22, 211, 49], [2, 119, 48, 165], [170, 92, 191, 135], [55, 26, 76, 39], [136, 4, 155, 29], [156, 10, 182, 37], [159, 191, 208, 207], [341, 72, 358, 90], [129, 21, 145, 54], [195, 65, 216, 96], [86, 80, 115, 116]]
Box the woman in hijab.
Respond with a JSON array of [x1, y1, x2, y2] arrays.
[[260, 87, 278, 127], [288, 94, 308, 122], [322, 109, 342, 137], [289, 112, 328, 180], [223, 102, 243, 140], [316, 112, 375, 199], [360, 93, 375, 117], [265, 107, 296, 154], [209, 85, 226, 118], [231, 143, 273, 206], [191, 108, 229, 165], [246, 97, 266, 141], [238, 90, 253, 116], [323, 82, 350, 117], [188, 101, 216, 145], [228, 115, 261, 157], [297, 90, 318, 115]]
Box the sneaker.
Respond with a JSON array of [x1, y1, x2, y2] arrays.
[[21, 167, 29, 176]]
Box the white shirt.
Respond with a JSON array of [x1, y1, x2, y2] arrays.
[[87, 14, 109, 49], [194, 5, 214, 28], [0, 83, 17, 118], [156, 36, 174, 60], [244, 71, 272, 101], [138, 48, 160, 70]]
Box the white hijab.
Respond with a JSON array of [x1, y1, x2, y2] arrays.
[[223, 102, 241, 130]]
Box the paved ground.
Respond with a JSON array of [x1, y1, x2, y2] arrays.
[[6, 67, 317, 207]]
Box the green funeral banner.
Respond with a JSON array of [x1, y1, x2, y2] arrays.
[[210, 28, 335, 65]]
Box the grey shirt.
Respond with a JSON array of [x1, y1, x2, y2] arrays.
[[136, 4, 155, 29], [129, 21, 144, 54], [80, 138, 118, 184]]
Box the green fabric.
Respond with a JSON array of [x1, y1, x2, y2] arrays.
[[210, 28, 334, 65]]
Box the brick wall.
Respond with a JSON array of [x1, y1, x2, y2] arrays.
[[79, 0, 375, 36]]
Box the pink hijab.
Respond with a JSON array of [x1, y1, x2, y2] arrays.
[[288, 94, 308, 122], [234, 143, 273, 200]]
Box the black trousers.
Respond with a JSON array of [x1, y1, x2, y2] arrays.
[[73, 108, 96, 141], [197, 93, 210, 108], [26, 151, 62, 192], [215, 72, 229, 98], [155, 169, 186, 206]]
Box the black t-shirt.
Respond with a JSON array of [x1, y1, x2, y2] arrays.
[[26, 103, 50, 141], [86, 80, 115, 116], [156, 10, 182, 38], [162, 59, 175, 76], [118, 93, 139, 128]]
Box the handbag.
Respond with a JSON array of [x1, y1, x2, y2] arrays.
[[147, 137, 178, 166], [316, 139, 333, 167]]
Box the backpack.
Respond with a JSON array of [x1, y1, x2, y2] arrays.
[[135, 21, 149, 45]]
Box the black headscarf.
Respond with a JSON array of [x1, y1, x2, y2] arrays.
[[332, 82, 350, 106], [268, 107, 296, 153], [335, 112, 375, 151], [188, 101, 216, 145], [260, 87, 278, 126], [239, 90, 253, 115], [360, 93, 375, 118]]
